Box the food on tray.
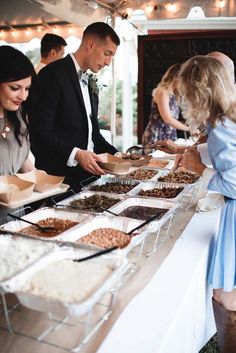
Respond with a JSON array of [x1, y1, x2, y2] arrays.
[[138, 186, 184, 198], [89, 182, 138, 194], [20, 217, 78, 237], [0, 182, 19, 193], [70, 194, 120, 212], [0, 236, 53, 282], [118, 206, 168, 220], [21, 259, 112, 303], [146, 159, 169, 169], [158, 170, 199, 184], [78, 228, 131, 249], [125, 169, 158, 181]]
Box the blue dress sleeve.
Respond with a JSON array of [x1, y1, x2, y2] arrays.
[[207, 118, 236, 199]]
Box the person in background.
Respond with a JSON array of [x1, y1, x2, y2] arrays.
[[34, 33, 67, 74], [142, 63, 190, 146], [178, 55, 236, 353], [0, 45, 35, 175], [29, 22, 119, 192], [153, 51, 235, 167]]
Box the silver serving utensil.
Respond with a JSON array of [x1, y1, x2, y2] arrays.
[[53, 204, 81, 211], [8, 213, 58, 233]]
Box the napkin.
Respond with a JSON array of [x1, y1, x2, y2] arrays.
[[196, 192, 224, 212]]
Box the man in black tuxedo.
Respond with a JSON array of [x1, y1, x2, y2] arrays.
[[29, 22, 119, 191]]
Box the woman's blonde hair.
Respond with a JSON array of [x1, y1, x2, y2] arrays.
[[179, 55, 236, 130], [157, 63, 181, 90]]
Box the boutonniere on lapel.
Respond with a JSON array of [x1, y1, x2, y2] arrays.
[[88, 74, 107, 95]]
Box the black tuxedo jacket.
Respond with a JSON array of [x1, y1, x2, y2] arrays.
[[29, 55, 117, 190]]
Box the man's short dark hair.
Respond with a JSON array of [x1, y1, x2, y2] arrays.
[[40, 33, 67, 58], [83, 22, 120, 46]]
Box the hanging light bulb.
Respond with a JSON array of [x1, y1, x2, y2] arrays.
[[145, 4, 154, 16], [126, 8, 134, 17], [166, 2, 177, 12], [217, 0, 226, 8]]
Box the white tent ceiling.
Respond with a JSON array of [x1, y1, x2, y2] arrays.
[[30, 0, 236, 22], [0, 0, 236, 43]]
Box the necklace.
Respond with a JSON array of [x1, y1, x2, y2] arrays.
[[0, 118, 11, 139]]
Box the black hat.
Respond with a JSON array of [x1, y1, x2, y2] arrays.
[[0, 45, 35, 83]]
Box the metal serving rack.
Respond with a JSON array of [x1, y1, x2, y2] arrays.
[[0, 283, 122, 352], [0, 240, 130, 352]]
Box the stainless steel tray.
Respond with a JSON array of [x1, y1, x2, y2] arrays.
[[82, 176, 140, 195], [2, 207, 91, 241], [107, 197, 177, 232], [0, 234, 55, 292], [144, 157, 174, 170], [156, 169, 200, 186], [121, 167, 161, 182], [5, 247, 129, 317], [56, 190, 125, 214], [59, 215, 146, 255], [128, 181, 190, 202]]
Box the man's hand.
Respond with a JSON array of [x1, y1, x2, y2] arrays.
[[179, 147, 206, 176], [75, 150, 106, 175]]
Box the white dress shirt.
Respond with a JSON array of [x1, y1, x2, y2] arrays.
[[67, 54, 94, 167]]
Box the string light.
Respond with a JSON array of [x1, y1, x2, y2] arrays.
[[25, 28, 32, 36], [145, 4, 154, 15], [166, 2, 177, 12], [126, 8, 134, 17], [217, 0, 226, 8]]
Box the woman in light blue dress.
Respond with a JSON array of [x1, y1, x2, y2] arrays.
[[178, 55, 236, 353]]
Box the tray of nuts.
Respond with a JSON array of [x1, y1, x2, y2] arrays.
[[122, 167, 160, 182], [55, 191, 125, 214], [2, 207, 91, 240], [82, 176, 140, 195], [128, 181, 190, 202], [59, 215, 146, 254], [157, 169, 200, 185]]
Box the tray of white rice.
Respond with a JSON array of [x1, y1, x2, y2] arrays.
[[7, 247, 129, 317]]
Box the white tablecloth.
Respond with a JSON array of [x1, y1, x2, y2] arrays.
[[97, 208, 221, 353]]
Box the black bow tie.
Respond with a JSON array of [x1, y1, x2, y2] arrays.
[[78, 70, 89, 86]]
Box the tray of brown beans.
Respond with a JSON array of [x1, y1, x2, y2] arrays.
[[2, 207, 91, 240], [56, 191, 125, 214], [128, 181, 190, 202], [82, 177, 140, 195], [59, 215, 146, 254], [107, 197, 177, 232], [122, 167, 160, 182], [157, 169, 200, 185]]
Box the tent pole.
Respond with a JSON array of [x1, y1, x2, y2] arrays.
[[110, 15, 117, 147]]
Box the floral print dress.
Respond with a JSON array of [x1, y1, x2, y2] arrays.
[[142, 94, 179, 145]]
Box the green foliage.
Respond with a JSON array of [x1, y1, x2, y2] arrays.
[[25, 48, 40, 66], [98, 79, 137, 135]]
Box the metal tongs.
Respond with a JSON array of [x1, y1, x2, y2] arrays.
[[126, 144, 156, 156]]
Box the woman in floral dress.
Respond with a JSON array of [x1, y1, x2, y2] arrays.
[[142, 63, 189, 146]]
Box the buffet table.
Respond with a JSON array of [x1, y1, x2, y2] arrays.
[[0, 205, 220, 353], [97, 207, 220, 353]]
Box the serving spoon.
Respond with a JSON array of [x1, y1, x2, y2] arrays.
[[8, 213, 58, 233]]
